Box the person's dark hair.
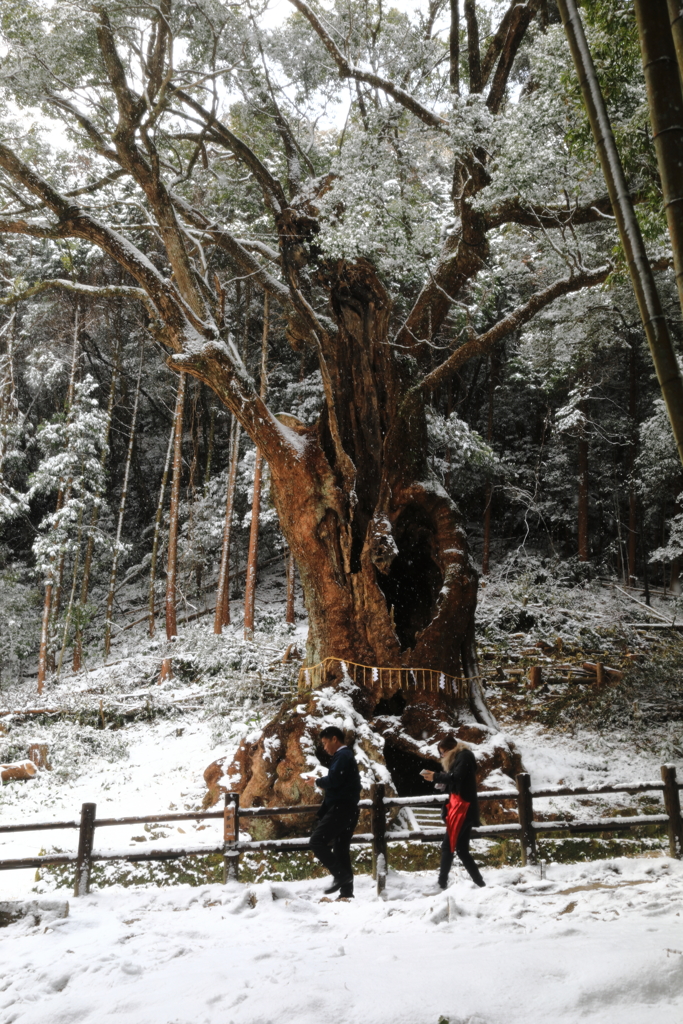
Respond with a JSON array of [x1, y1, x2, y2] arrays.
[[320, 725, 345, 742], [437, 735, 457, 754]]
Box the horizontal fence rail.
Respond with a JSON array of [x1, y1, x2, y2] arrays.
[[0, 765, 681, 896]]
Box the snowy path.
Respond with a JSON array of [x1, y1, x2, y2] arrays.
[[1, 859, 682, 1024]]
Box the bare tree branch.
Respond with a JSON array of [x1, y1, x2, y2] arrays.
[[287, 0, 448, 129], [0, 278, 153, 312], [169, 87, 288, 212], [483, 193, 618, 230], [487, 0, 543, 114], [419, 264, 611, 393]]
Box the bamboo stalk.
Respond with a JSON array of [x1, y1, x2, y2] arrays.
[[557, 0, 683, 467], [634, 0, 683, 316]]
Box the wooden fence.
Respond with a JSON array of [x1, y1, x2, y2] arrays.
[[0, 765, 681, 897], [297, 657, 471, 700]]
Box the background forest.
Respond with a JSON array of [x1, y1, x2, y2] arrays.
[[0, 0, 681, 688]]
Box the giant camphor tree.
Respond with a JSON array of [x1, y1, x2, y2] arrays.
[[0, 0, 673, 812]]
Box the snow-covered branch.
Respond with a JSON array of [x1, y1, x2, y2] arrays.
[[419, 264, 611, 393], [287, 0, 448, 129]]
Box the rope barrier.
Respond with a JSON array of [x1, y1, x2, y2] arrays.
[[296, 657, 473, 700]]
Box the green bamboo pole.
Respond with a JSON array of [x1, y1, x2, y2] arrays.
[[667, 0, 683, 77], [557, 0, 683, 467], [634, 0, 683, 315]]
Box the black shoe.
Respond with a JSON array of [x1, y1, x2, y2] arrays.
[[324, 878, 342, 895], [336, 891, 354, 901], [438, 880, 448, 890]]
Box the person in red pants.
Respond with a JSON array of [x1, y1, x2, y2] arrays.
[[422, 738, 486, 889], [310, 726, 361, 899]]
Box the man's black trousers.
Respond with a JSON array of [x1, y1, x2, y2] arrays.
[[438, 824, 485, 887], [310, 802, 360, 895]]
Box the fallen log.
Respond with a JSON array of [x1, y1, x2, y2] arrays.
[[1, 761, 37, 782]]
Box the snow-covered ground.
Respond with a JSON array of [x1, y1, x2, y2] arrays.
[[1, 572, 682, 1023], [1, 859, 682, 1024]]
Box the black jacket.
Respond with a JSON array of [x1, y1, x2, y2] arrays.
[[315, 746, 361, 816], [433, 747, 480, 827]]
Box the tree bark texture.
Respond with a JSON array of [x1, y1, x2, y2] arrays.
[[285, 550, 296, 625], [449, 0, 460, 92], [634, 0, 683, 316], [557, 0, 683, 468], [165, 371, 186, 640]]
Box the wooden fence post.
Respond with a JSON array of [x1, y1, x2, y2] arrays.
[[223, 793, 240, 882], [661, 764, 683, 858], [74, 802, 96, 896], [516, 773, 538, 866], [371, 783, 387, 894]]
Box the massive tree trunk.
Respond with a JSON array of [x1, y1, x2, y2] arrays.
[[269, 262, 479, 678], [206, 261, 513, 830]]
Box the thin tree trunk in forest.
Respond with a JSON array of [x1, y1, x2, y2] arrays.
[[244, 293, 269, 640], [640, 502, 651, 605], [165, 372, 187, 640], [104, 347, 143, 657], [73, 344, 119, 670], [628, 342, 638, 584], [464, 0, 482, 92], [450, 0, 460, 92], [614, 488, 627, 583], [578, 424, 589, 562], [214, 415, 241, 634], [482, 353, 497, 575], [203, 403, 216, 496], [285, 549, 296, 624], [634, 0, 683, 317], [37, 577, 53, 696], [148, 412, 176, 637], [38, 305, 81, 689], [57, 506, 83, 675], [52, 305, 81, 622], [557, 0, 683, 467]]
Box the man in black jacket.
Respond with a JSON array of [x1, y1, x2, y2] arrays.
[[310, 725, 361, 900]]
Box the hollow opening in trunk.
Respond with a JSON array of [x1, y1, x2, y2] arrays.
[[382, 736, 440, 797], [376, 505, 443, 650]]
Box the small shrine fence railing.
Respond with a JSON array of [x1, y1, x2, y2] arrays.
[[296, 657, 471, 700]]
